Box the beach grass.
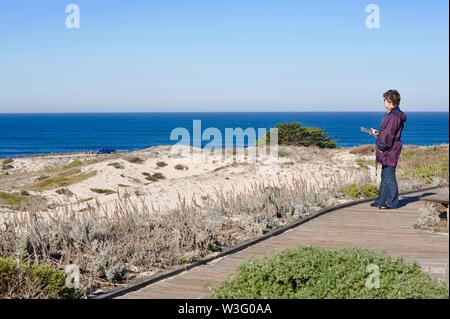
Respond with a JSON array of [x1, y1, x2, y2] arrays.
[[125, 157, 145, 164], [25, 171, 96, 191], [0, 172, 369, 293], [398, 145, 449, 186], [1, 158, 14, 170], [0, 191, 23, 208], [63, 159, 83, 169]]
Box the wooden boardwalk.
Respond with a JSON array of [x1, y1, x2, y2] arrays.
[[118, 190, 449, 299]]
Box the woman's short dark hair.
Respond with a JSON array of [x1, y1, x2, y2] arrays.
[[383, 90, 401, 107]]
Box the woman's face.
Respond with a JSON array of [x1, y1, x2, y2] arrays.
[[384, 98, 394, 110]]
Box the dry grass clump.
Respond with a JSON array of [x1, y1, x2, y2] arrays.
[[356, 159, 375, 169], [350, 145, 376, 155], [0, 171, 367, 294], [0, 191, 46, 211], [415, 204, 448, 233], [55, 188, 74, 197], [107, 162, 125, 169], [142, 172, 165, 182], [125, 157, 145, 164], [156, 161, 168, 168], [90, 188, 116, 195], [1, 158, 14, 170]]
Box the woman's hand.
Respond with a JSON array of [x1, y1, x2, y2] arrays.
[[370, 128, 379, 137]]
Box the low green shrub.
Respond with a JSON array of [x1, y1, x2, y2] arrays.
[[362, 184, 379, 198], [213, 246, 449, 299], [340, 184, 379, 199], [0, 257, 80, 299], [342, 184, 361, 198]]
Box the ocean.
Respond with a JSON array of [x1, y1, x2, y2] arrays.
[[0, 112, 448, 158]]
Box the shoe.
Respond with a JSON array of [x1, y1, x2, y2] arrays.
[[370, 202, 381, 208], [379, 205, 395, 210]]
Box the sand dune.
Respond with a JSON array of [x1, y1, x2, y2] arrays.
[[0, 145, 373, 215]]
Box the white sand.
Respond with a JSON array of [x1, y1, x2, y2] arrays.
[[1, 145, 372, 214]]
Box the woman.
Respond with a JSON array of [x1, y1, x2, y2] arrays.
[[370, 90, 407, 209]]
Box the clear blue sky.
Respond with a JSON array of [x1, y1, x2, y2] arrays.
[[0, 0, 448, 112]]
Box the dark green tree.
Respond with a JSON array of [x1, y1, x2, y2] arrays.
[[267, 123, 336, 148]]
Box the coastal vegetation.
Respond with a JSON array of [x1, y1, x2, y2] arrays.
[[142, 172, 165, 182], [156, 161, 168, 168], [398, 145, 449, 188], [1, 158, 14, 171], [350, 144, 449, 189], [125, 157, 145, 164], [108, 162, 125, 169], [0, 191, 46, 211], [25, 171, 96, 191], [0, 257, 80, 299], [90, 188, 116, 195], [415, 201, 448, 233], [0, 174, 366, 297], [213, 246, 448, 299], [267, 123, 337, 149], [340, 183, 379, 199], [0, 191, 23, 208], [63, 159, 83, 169], [0, 144, 447, 297], [350, 145, 375, 155], [55, 188, 73, 196]]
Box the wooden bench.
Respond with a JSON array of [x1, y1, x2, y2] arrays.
[[421, 194, 449, 228]]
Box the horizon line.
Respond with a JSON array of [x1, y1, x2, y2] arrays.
[[0, 110, 449, 115]]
